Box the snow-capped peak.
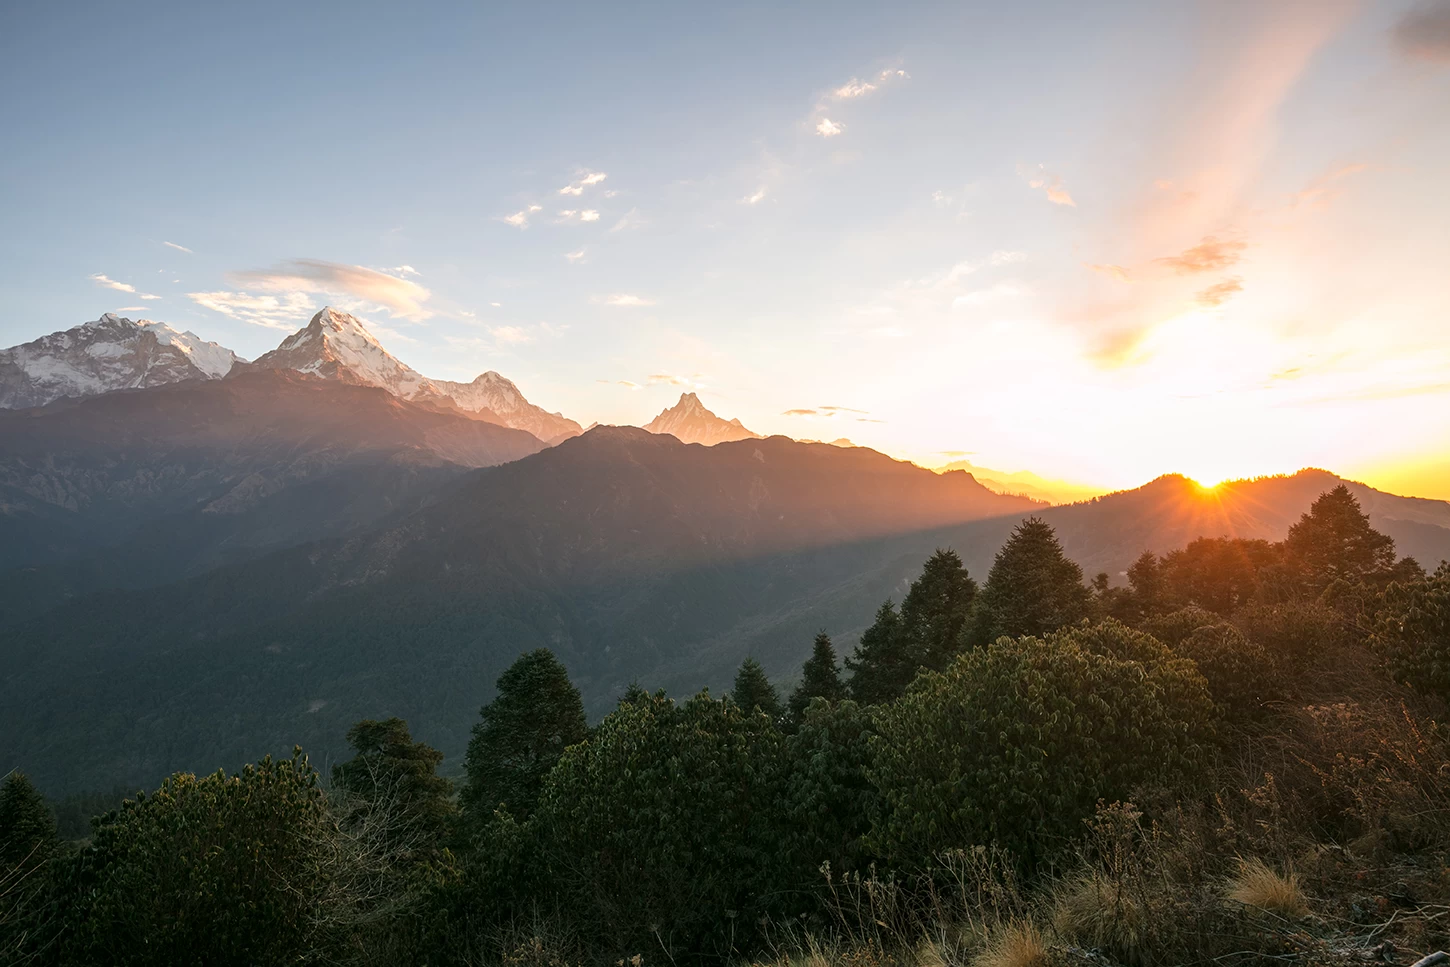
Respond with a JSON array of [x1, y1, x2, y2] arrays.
[[644, 392, 760, 446]]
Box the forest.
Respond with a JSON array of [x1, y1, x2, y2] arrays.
[[3, 486, 1448, 967]]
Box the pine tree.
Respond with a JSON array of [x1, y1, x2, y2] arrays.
[[845, 600, 913, 705], [1126, 550, 1164, 617], [1284, 485, 1396, 590], [731, 657, 784, 720], [461, 649, 588, 824], [968, 517, 1090, 645], [898, 548, 977, 672], [0, 771, 57, 869], [788, 632, 846, 721], [331, 717, 455, 842]]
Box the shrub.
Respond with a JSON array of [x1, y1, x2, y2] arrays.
[[1233, 599, 1345, 666], [1179, 623, 1281, 722], [531, 690, 790, 959], [1371, 563, 1450, 701], [63, 750, 335, 967], [867, 634, 1212, 868], [1141, 605, 1219, 649], [782, 698, 881, 880]]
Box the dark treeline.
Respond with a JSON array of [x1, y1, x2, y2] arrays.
[[3, 486, 1448, 966]]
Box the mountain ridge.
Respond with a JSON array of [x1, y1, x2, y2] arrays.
[[644, 391, 761, 445]]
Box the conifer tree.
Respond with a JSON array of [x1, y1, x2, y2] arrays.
[[1285, 485, 1396, 590], [731, 657, 784, 720], [845, 600, 913, 705], [788, 632, 846, 721], [332, 717, 455, 842], [0, 772, 56, 870], [461, 649, 588, 824], [898, 548, 977, 672], [968, 517, 1090, 645], [1127, 550, 1164, 617]]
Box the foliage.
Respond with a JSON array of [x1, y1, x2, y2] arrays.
[[1140, 605, 1220, 648], [1159, 537, 1278, 615], [782, 698, 880, 880], [732, 657, 785, 720], [898, 548, 977, 672], [63, 750, 333, 967], [1177, 622, 1280, 722], [0, 773, 57, 871], [1233, 598, 1346, 666], [461, 649, 588, 826], [332, 717, 455, 846], [867, 633, 1211, 868], [1, 772, 61, 963], [1125, 550, 1165, 618], [788, 633, 846, 723], [845, 601, 912, 705], [531, 690, 790, 960], [1284, 485, 1396, 591], [967, 518, 1090, 646], [1371, 562, 1450, 700]]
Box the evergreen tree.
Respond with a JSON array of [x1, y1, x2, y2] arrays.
[[968, 517, 1091, 645], [461, 649, 588, 825], [845, 600, 914, 705], [898, 548, 977, 672], [0, 772, 57, 870], [1284, 485, 1396, 590], [332, 717, 455, 843], [731, 657, 784, 720], [1126, 550, 1164, 617], [788, 632, 846, 721]]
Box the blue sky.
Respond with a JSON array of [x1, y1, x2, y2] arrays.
[[3, 0, 1449, 495]]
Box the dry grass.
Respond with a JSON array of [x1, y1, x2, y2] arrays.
[[1051, 873, 1152, 964], [972, 920, 1050, 967], [1225, 857, 1308, 917]]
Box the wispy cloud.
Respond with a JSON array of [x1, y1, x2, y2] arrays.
[[1289, 163, 1370, 209], [90, 273, 135, 293], [598, 379, 642, 390], [1195, 277, 1244, 307], [595, 293, 657, 307], [112, 306, 147, 313], [503, 205, 543, 228], [742, 186, 767, 205], [1086, 263, 1132, 282], [784, 404, 870, 418], [489, 325, 531, 345], [830, 68, 909, 100], [1154, 236, 1246, 274], [565, 248, 588, 263], [227, 259, 433, 321], [559, 171, 608, 196], [815, 118, 843, 137], [162, 241, 193, 254], [558, 209, 600, 223], [1021, 165, 1076, 206], [187, 290, 316, 330], [391, 264, 420, 277], [610, 208, 644, 232], [783, 408, 818, 416], [648, 372, 704, 388], [1394, 0, 1450, 63]]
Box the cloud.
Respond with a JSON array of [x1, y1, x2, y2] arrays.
[[816, 118, 843, 137], [782, 408, 818, 416], [503, 205, 543, 228], [565, 248, 588, 263], [140, 293, 162, 300], [1023, 167, 1076, 206], [818, 405, 868, 414], [112, 306, 147, 313], [227, 259, 433, 321], [595, 294, 656, 307], [833, 79, 877, 99], [1086, 263, 1132, 282], [163, 241, 193, 254], [559, 171, 608, 196], [742, 186, 767, 205], [610, 208, 644, 232], [1195, 277, 1244, 307], [648, 373, 704, 387], [1154, 235, 1246, 274], [856, 417, 886, 423], [1290, 163, 1370, 209], [598, 379, 642, 390], [187, 290, 316, 330], [938, 450, 974, 457], [391, 264, 420, 277], [1394, 0, 1450, 63], [90, 273, 135, 293], [489, 325, 531, 345]]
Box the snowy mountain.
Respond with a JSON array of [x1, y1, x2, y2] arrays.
[[252, 307, 582, 441], [0, 313, 242, 409], [428, 371, 582, 443], [644, 392, 761, 445]]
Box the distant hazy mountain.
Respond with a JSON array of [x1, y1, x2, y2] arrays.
[[251, 307, 582, 441], [644, 392, 760, 445], [0, 368, 544, 619], [935, 459, 1102, 505], [0, 428, 1035, 792], [0, 313, 241, 409]]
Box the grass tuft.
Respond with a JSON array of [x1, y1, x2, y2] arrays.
[[972, 920, 1050, 967], [1225, 857, 1308, 917]]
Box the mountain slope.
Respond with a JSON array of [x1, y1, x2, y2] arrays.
[[0, 368, 545, 616], [0, 314, 241, 408], [644, 392, 760, 445], [0, 429, 1033, 791], [252, 307, 582, 440]]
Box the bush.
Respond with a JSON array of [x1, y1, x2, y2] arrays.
[[63, 750, 335, 967], [1371, 563, 1450, 701], [531, 690, 790, 960], [1141, 606, 1219, 649], [1179, 623, 1281, 723], [1233, 599, 1345, 666], [782, 698, 881, 881], [867, 634, 1212, 869]]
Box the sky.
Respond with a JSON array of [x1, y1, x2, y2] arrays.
[[2, 0, 1449, 497]]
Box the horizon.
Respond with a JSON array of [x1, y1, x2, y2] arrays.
[[3, 1, 1449, 499]]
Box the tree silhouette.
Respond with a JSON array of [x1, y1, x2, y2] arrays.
[[788, 632, 846, 722], [968, 517, 1090, 644], [732, 657, 784, 720]]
